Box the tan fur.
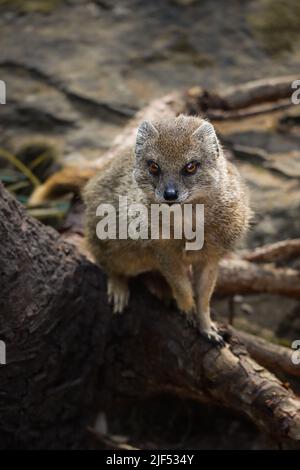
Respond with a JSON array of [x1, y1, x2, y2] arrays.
[[83, 115, 251, 345]]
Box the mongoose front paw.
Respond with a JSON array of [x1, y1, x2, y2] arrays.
[[107, 276, 129, 314], [200, 326, 225, 347]]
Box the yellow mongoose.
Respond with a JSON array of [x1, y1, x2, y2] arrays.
[[30, 115, 251, 345]]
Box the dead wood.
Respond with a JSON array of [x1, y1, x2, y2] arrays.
[[242, 239, 300, 263], [1, 182, 300, 449], [228, 326, 300, 379], [186, 76, 299, 116], [218, 258, 300, 299]]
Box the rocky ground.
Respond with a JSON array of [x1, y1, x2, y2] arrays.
[[1, 0, 300, 450], [1, 0, 299, 155]]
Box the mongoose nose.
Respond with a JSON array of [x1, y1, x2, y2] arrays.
[[163, 187, 179, 201]]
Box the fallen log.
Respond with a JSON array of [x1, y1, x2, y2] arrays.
[[1, 182, 300, 449], [0, 182, 111, 449]]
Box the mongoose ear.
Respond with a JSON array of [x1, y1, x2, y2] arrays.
[[192, 121, 220, 158], [135, 121, 159, 156]]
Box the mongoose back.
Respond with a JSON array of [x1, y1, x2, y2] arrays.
[[83, 115, 251, 345]]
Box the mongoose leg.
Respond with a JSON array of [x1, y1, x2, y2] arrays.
[[107, 274, 130, 314], [193, 261, 225, 346], [159, 259, 195, 317]]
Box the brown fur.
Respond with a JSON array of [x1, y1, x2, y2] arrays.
[[83, 115, 251, 345]]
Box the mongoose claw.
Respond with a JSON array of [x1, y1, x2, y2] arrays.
[[200, 327, 225, 347], [107, 276, 129, 314]]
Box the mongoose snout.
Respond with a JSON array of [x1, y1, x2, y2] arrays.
[[163, 186, 179, 201]]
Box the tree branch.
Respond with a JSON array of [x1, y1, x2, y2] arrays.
[[217, 257, 300, 299], [227, 326, 300, 379], [242, 239, 300, 264]]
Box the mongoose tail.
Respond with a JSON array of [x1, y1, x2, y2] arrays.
[[28, 166, 97, 205]]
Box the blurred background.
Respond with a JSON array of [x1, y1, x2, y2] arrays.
[[1, 0, 300, 449]]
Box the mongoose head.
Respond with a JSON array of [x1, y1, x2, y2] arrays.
[[133, 114, 226, 203]]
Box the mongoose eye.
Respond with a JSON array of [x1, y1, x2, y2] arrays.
[[147, 160, 160, 176], [183, 161, 198, 176]]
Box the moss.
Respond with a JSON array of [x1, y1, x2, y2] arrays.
[[0, 0, 65, 13], [248, 0, 300, 56]]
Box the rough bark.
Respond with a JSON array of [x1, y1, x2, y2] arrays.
[[1, 183, 300, 449], [242, 239, 300, 264], [0, 182, 110, 449], [103, 290, 300, 446]]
